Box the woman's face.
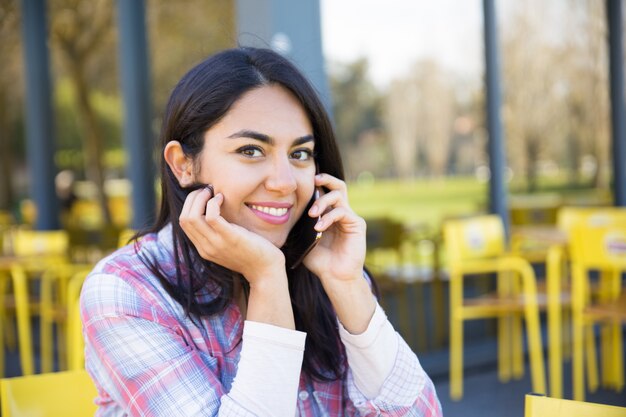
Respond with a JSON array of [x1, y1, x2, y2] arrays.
[[194, 84, 316, 247]]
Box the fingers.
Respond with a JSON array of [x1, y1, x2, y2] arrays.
[[314, 206, 366, 234], [309, 173, 350, 215], [179, 187, 228, 258], [308, 174, 355, 226], [309, 190, 344, 217], [308, 173, 367, 237], [204, 193, 233, 235], [315, 173, 347, 195], [180, 186, 213, 220]]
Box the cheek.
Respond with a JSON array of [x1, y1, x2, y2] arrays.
[[296, 178, 316, 214], [213, 187, 246, 224]]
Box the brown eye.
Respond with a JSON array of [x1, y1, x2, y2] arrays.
[[291, 149, 313, 161], [238, 146, 263, 158]]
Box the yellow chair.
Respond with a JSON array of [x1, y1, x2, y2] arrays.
[[569, 216, 626, 401], [544, 207, 626, 398], [11, 263, 91, 376], [444, 215, 546, 400], [11, 229, 85, 375], [0, 370, 97, 416], [0, 229, 70, 375], [66, 270, 89, 370], [524, 394, 626, 417], [512, 206, 626, 398], [108, 195, 132, 228], [11, 228, 69, 267]]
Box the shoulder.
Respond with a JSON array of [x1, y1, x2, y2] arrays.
[[80, 233, 184, 326]]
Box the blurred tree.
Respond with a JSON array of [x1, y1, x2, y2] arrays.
[[501, 0, 611, 192], [501, 1, 563, 192], [328, 58, 384, 178], [330, 59, 382, 145], [384, 75, 420, 178], [414, 60, 455, 178], [148, 0, 235, 115], [51, 0, 116, 224], [563, 0, 610, 189], [2, 0, 235, 224], [384, 59, 456, 179], [0, 0, 22, 211]]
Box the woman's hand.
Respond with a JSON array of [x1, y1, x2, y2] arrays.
[[302, 174, 375, 334], [178, 186, 285, 283], [303, 174, 367, 285], [179, 186, 295, 329]]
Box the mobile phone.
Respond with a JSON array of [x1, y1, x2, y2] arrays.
[[290, 187, 323, 269]]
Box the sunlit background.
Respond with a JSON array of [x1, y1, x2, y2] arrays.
[[0, 0, 618, 225], [1, 1, 626, 416]]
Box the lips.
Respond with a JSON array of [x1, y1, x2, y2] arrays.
[[246, 202, 292, 225]]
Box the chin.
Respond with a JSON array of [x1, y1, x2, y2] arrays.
[[268, 235, 288, 248]]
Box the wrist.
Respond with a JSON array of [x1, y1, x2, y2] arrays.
[[243, 253, 286, 283], [248, 268, 288, 293], [320, 272, 366, 296], [322, 275, 376, 335], [247, 268, 295, 330]]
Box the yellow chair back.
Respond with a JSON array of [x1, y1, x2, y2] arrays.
[[524, 394, 626, 417], [69, 199, 103, 229], [443, 215, 505, 263], [557, 207, 626, 236], [555, 207, 626, 269], [0, 370, 97, 416], [12, 229, 69, 258], [571, 222, 626, 269]]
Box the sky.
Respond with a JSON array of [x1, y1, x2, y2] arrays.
[[320, 0, 484, 88]]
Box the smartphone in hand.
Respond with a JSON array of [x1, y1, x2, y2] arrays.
[[290, 187, 322, 269]]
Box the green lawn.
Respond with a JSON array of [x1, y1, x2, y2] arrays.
[[348, 177, 488, 232], [348, 176, 610, 233]]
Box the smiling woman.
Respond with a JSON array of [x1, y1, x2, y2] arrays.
[[165, 84, 317, 248], [79, 47, 442, 417]]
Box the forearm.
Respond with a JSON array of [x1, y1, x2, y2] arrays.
[[226, 321, 306, 417], [340, 303, 398, 398], [246, 267, 295, 330], [321, 273, 376, 334]]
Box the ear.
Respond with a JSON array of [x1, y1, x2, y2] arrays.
[[164, 141, 194, 187]]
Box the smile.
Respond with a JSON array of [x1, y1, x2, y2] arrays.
[[246, 203, 292, 225], [249, 205, 288, 217]]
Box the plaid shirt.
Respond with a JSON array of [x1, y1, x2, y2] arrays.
[[81, 225, 442, 416]]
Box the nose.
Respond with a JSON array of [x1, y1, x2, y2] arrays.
[[265, 156, 298, 194]]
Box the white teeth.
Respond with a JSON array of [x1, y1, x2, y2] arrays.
[[250, 205, 288, 217]]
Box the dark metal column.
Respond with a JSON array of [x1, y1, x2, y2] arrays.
[[116, 0, 156, 229], [20, 0, 60, 230], [483, 0, 509, 235], [607, 0, 626, 206], [236, 0, 333, 115]]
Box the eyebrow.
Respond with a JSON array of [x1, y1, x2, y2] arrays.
[[227, 129, 315, 146]]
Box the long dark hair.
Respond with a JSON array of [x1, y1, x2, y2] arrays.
[[138, 47, 368, 382]]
